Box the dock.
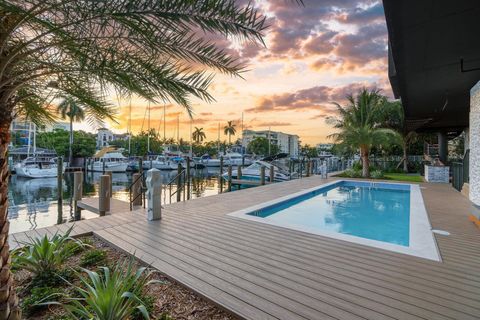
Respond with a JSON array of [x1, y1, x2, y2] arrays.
[[77, 197, 132, 215], [9, 176, 480, 320]]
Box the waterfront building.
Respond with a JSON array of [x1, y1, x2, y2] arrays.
[[242, 129, 300, 156]]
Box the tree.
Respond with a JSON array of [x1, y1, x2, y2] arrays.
[[327, 89, 398, 178], [36, 129, 97, 158], [192, 127, 206, 144], [301, 144, 318, 159], [247, 137, 280, 156], [57, 96, 86, 165], [380, 101, 417, 172], [224, 121, 237, 144], [0, 1, 267, 317]]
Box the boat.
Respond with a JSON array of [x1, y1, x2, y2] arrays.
[[88, 147, 128, 172], [192, 157, 206, 169], [199, 154, 222, 167], [144, 155, 174, 170], [223, 160, 291, 182], [224, 152, 253, 166], [169, 156, 187, 169], [15, 156, 60, 178]]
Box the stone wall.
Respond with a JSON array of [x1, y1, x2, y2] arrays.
[[469, 81, 480, 205], [425, 165, 449, 183]]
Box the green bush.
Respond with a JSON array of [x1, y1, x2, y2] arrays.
[[12, 226, 88, 276], [352, 161, 362, 171], [344, 168, 362, 178], [370, 170, 384, 179], [29, 268, 74, 290], [80, 249, 107, 267], [57, 259, 160, 320], [22, 286, 62, 315]]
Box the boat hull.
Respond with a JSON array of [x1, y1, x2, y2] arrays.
[[88, 162, 128, 172], [15, 166, 58, 179]]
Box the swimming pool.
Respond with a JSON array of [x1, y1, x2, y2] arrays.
[[229, 180, 440, 261]]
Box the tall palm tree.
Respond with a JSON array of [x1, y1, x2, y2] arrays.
[[380, 101, 417, 172], [57, 96, 85, 166], [192, 127, 206, 144], [327, 89, 398, 178], [0, 1, 268, 317], [224, 121, 237, 144]]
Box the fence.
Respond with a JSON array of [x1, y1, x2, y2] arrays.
[[451, 149, 469, 192]]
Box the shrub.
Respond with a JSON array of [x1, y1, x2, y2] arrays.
[[22, 286, 62, 315], [370, 170, 384, 179], [29, 268, 75, 290], [352, 161, 362, 171], [344, 168, 362, 178], [57, 259, 160, 320], [12, 226, 88, 276], [80, 249, 107, 267]]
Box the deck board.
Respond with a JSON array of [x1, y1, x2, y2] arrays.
[[10, 176, 480, 320]]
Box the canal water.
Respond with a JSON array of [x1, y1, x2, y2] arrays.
[[8, 168, 223, 234]]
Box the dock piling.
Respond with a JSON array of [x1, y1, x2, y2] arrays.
[[132, 173, 142, 206], [57, 157, 63, 224], [99, 174, 110, 216], [260, 166, 266, 185], [219, 156, 224, 193], [105, 171, 112, 198], [227, 166, 232, 192], [73, 171, 83, 220], [186, 158, 191, 200], [177, 163, 182, 202], [269, 165, 274, 183]]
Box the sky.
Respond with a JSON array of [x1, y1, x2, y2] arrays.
[[77, 0, 392, 145]]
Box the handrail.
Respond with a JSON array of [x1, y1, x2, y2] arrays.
[[165, 169, 187, 203]]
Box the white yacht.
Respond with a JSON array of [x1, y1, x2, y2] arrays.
[[143, 155, 174, 170], [15, 157, 60, 178], [88, 148, 128, 172], [199, 154, 222, 167], [224, 152, 253, 166]]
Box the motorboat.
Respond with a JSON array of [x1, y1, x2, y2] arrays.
[[88, 148, 128, 172], [169, 156, 187, 170], [224, 152, 252, 166], [144, 155, 174, 170], [192, 157, 206, 169], [199, 154, 222, 167], [15, 157, 60, 178], [223, 160, 291, 182]]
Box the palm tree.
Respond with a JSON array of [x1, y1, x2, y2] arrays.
[[224, 121, 237, 144], [192, 127, 206, 144], [57, 96, 86, 166], [327, 89, 398, 178], [381, 101, 417, 173], [0, 1, 268, 317]]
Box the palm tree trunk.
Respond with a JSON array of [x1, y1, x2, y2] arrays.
[[361, 145, 370, 178], [0, 118, 21, 320], [403, 141, 408, 173], [69, 117, 73, 166]]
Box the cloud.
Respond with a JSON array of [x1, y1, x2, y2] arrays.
[[256, 121, 293, 127]]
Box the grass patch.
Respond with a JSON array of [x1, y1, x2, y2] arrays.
[[384, 173, 423, 183]]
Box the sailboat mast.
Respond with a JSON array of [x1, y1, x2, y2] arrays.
[[33, 123, 37, 155], [241, 112, 244, 155], [27, 121, 32, 157], [217, 122, 220, 153], [163, 104, 166, 141], [177, 114, 179, 143], [147, 101, 151, 153], [189, 119, 193, 157], [128, 98, 132, 156]]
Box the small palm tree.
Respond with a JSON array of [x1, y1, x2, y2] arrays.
[[192, 127, 206, 144], [224, 121, 237, 144], [327, 89, 398, 178], [57, 97, 85, 166]]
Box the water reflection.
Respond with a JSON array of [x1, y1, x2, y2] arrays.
[[8, 168, 223, 234]]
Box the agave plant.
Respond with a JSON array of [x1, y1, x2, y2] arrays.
[[56, 259, 159, 320], [12, 226, 87, 275]]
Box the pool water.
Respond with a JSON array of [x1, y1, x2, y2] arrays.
[[249, 181, 411, 246]]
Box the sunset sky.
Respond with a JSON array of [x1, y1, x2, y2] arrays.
[[78, 0, 392, 145]]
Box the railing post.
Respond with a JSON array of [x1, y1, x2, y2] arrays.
[[73, 171, 83, 221], [99, 174, 110, 216], [139, 158, 143, 175], [105, 170, 112, 198], [176, 163, 182, 202], [186, 157, 191, 200], [260, 166, 266, 185], [227, 165, 232, 192], [132, 172, 142, 207], [56, 157, 63, 225], [146, 169, 162, 220], [102, 160, 105, 174], [237, 165, 242, 179], [269, 165, 274, 183]]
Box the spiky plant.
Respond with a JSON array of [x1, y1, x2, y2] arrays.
[[0, 0, 272, 317]]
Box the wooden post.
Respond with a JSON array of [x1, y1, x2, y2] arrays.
[[237, 165, 242, 179], [56, 157, 63, 224], [186, 158, 191, 200], [132, 173, 142, 206], [242, 155, 245, 166], [99, 174, 110, 216], [102, 160, 105, 173], [269, 165, 274, 183], [306, 161, 310, 177], [219, 156, 224, 193], [139, 158, 143, 175], [289, 161, 292, 180], [227, 165, 232, 192], [299, 160, 303, 178], [83, 157, 87, 173], [105, 171, 112, 198], [73, 171, 83, 220], [260, 166, 266, 185], [90, 158, 94, 172], [176, 163, 182, 202]]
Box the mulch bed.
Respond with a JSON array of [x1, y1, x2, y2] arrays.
[[13, 235, 235, 320]]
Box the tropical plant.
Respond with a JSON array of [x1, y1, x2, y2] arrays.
[[224, 121, 237, 144], [57, 96, 86, 165], [37, 129, 97, 158], [192, 127, 206, 144], [301, 144, 318, 158], [55, 260, 160, 320], [380, 101, 417, 172], [327, 89, 398, 178], [79, 249, 107, 267], [21, 286, 63, 316], [11, 227, 87, 276]]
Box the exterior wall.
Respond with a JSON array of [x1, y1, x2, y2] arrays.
[[96, 129, 114, 149], [469, 81, 480, 206], [242, 130, 299, 156]]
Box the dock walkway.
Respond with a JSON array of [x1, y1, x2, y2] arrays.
[[10, 176, 480, 320]]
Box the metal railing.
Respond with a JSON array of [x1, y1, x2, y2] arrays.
[[165, 169, 187, 203], [451, 149, 469, 192]]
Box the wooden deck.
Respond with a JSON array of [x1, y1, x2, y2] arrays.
[[10, 176, 480, 320], [77, 197, 132, 214]]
